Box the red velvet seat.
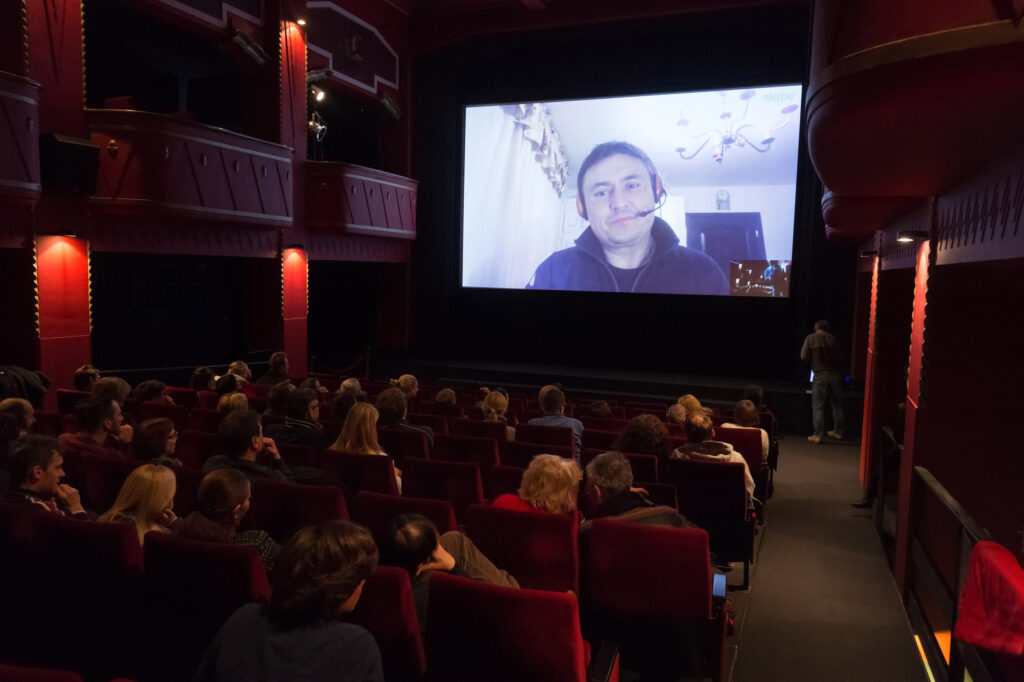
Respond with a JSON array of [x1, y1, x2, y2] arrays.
[[83, 454, 142, 512], [450, 417, 508, 441], [581, 519, 726, 681], [425, 572, 619, 682], [171, 465, 204, 516], [0, 502, 36, 662], [241, 477, 349, 542], [140, 401, 190, 431], [351, 490, 459, 536], [242, 381, 271, 398], [499, 440, 573, 468], [712, 425, 771, 505], [30, 410, 62, 436], [581, 449, 659, 483], [56, 388, 90, 415], [401, 458, 484, 524], [175, 429, 222, 469], [378, 427, 431, 464], [412, 401, 464, 418], [341, 566, 427, 682], [515, 423, 575, 450], [163, 386, 197, 409], [487, 464, 526, 500], [143, 532, 271, 682], [407, 411, 449, 434], [196, 390, 219, 410], [276, 442, 316, 467], [187, 407, 224, 433], [579, 416, 628, 432], [635, 480, 678, 510], [466, 503, 579, 593], [318, 450, 401, 496], [581, 427, 622, 451], [433, 433, 501, 478]]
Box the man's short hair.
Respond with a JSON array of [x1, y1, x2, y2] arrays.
[[219, 409, 262, 458], [814, 320, 830, 332], [287, 388, 318, 421], [733, 400, 760, 428], [742, 384, 764, 406], [267, 380, 295, 414], [9, 434, 62, 487], [190, 366, 215, 391], [270, 521, 378, 623], [434, 388, 457, 406], [585, 452, 633, 497], [381, 513, 439, 574], [540, 387, 566, 415], [0, 398, 32, 432], [132, 379, 166, 403], [92, 376, 131, 405], [375, 388, 407, 426], [684, 413, 715, 443], [268, 351, 288, 373], [76, 396, 117, 432], [577, 141, 660, 211], [666, 404, 687, 424], [215, 373, 241, 396], [73, 365, 100, 391]]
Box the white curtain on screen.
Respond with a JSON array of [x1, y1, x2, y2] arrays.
[[463, 106, 564, 289]]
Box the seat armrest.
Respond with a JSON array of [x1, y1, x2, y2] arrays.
[[586, 640, 619, 682]]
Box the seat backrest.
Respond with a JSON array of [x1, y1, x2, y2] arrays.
[[175, 429, 222, 469], [140, 401, 190, 431], [515, 423, 574, 449], [56, 388, 90, 415], [143, 532, 271, 682], [378, 427, 431, 463], [318, 450, 400, 496], [242, 477, 349, 542], [242, 381, 271, 398], [196, 390, 219, 409], [163, 386, 198, 409], [499, 440, 572, 468], [662, 458, 751, 561], [352, 490, 458, 536], [466, 503, 578, 593], [407, 412, 449, 435], [712, 425, 763, 473], [187, 407, 225, 434], [276, 442, 316, 467], [341, 565, 426, 682], [30, 410, 62, 436], [625, 406, 666, 419], [433, 433, 500, 477], [450, 418, 508, 441], [583, 518, 711, 620], [84, 455, 142, 512], [581, 427, 620, 452], [412, 401, 463, 418], [426, 572, 587, 682], [171, 465, 204, 516], [635, 481, 677, 510], [400, 458, 484, 524], [487, 464, 526, 500], [579, 416, 628, 432]]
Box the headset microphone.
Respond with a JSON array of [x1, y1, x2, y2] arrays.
[[636, 192, 667, 218]]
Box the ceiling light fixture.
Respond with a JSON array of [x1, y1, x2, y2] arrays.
[[676, 89, 798, 164], [896, 230, 929, 243]]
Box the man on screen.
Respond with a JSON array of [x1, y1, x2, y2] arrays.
[[527, 141, 728, 294]]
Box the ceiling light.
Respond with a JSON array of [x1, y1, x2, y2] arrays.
[[896, 230, 928, 243], [310, 85, 326, 103]]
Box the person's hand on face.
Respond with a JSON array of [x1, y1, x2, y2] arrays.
[[56, 483, 85, 514], [260, 436, 281, 461], [417, 541, 456, 576]]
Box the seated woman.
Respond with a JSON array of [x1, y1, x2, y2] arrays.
[[677, 393, 712, 418], [217, 392, 249, 414], [175, 467, 280, 571], [98, 463, 177, 545], [492, 454, 582, 523], [613, 414, 673, 462], [393, 374, 420, 401], [190, 366, 216, 392], [330, 402, 402, 490], [481, 389, 515, 441], [132, 417, 182, 467], [721, 399, 769, 465], [194, 521, 382, 682]]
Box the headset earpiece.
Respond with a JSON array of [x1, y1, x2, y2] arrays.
[[576, 194, 587, 220], [652, 171, 665, 203]]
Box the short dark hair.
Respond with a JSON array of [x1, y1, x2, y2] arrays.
[[577, 141, 660, 214], [375, 388, 407, 426], [133, 379, 166, 403], [742, 384, 764, 406], [215, 373, 240, 396], [541, 387, 566, 415], [93, 376, 131, 405], [587, 400, 612, 418], [190, 366, 215, 391], [267, 380, 294, 415], [9, 434, 62, 487], [684, 413, 715, 443], [612, 414, 672, 460], [270, 521, 378, 624], [77, 396, 117, 432], [814, 320, 831, 332], [268, 351, 288, 373], [381, 513, 439, 575], [219, 409, 261, 458], [287, 388, 318, 420], [134, 418, 174, 460], [0, 398, 32, 433], [733, 400, 760, 427], [73, 365, 100, 391]]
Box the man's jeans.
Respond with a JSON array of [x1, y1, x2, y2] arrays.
[[812, 371, 845, 437]]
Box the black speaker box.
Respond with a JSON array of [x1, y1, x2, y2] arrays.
[[39, 133, 100, 194]]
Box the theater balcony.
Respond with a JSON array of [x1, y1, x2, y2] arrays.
[[0, 71, 41, 209], [306, 162, 417, 240], [85, 108, 293, 228]]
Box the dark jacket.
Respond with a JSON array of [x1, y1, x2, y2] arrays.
[[264, 418, 329, 452], [527, 218, 728, 294], [6, 487, 95, 519], [800, 329, 843, 373], [202, 455, 292, 482], [580, 490, 692, 532]]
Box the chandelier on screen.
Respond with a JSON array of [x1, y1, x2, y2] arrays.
[[675, 89, 798, 164]]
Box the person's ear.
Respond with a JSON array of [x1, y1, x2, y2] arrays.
[[29, 464, 43, 483]]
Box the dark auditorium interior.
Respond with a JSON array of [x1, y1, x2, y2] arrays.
[[2, 0, 1024, 681]]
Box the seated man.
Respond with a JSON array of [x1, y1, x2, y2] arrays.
[[264, 380, 295, 418], [527, 386, 583, 458], [72, 364, 100, 392], [264, 388, 329, 452], [6, 435, 92, 518], [203, 409, 293, 482], [194, 521, 383, 682], [672, 413, 755, 500], [380, 513, 519, 636], [376, 388, 434, 446], [91, 376, 134, 446], [256, 351, 290, 385], [0, 397, 35, 436], [580, 451, 690, 530], [59, 396, 128, 459], [132, 379, 173, 405], [227, 360, 253, 382]]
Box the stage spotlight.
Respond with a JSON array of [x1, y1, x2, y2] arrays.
[[310, 85, 326, 103]]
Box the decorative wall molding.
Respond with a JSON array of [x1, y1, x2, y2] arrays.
[[305, 232, 410, 263], [0, 71, 40, 206], [306, 2, 399, 96], [86, 221, 280, 259], [142, 0, 262, 29], [306, 161, 416, 239]]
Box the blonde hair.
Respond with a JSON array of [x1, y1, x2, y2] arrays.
[[332, 402, 382, 454], [99, 464, 176, 545], [666, 404, 687, 424], [217, 392, 249, 414], [518, 454, 582, 514], [677, 394, 710, 417], [481, 391, 508, 422]]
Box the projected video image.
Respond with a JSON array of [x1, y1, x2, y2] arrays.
[[461, 85, 802, 296]]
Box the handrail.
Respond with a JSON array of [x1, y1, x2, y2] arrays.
[[913, 466, 989, 547]]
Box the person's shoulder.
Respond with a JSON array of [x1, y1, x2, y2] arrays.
[[527, 245, 591, 289]]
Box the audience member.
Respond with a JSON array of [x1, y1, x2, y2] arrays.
[[743, 384, 766, 410], [612, 414, 673, 462], [92, 376, 134, 444], [721, 399, 769, 464], [203, 410, 292, 482], [339, 378, 367, 401], [264, 388, 328, 451], [133, 418, 182, 467], [331, 391, 357, 423], [190, 366, 216, 392], [0, 397, 35, 435], [256, 351, 290, 386], [5, 435, 92, 518], [215, 372, 242, 396], [492, 454, 581, 522], [133, 379, 173, 404], [330, 402, 401, 489], [393, 374, 420, 400], [673, 413, 755, 499], [227, 360, 252, 382], [434, 388, 456, 407], [175, 467, 280, 570], [265, 380, 295, 418], [527, 386, 583, 458], [73, 364, 100, 392], [381, 513, 518, 636], [666, 403, 687, 424], [300, 377, 329, 397], [677, 393, 711, 418], [376, 388, 434, 446], [481, 389, 515, 440], [587, 400, 612, 418], [194, 521, 382, 682], [217, 392, 249, 414], [59, 396, 127, 459], [98, 463, 177, 545], [581, 452, 688, 529]]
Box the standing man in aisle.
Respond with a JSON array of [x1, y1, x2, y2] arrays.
[[801, 320, 845, 443]]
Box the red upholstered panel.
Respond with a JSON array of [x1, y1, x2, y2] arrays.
[[318, 450, 401, 496], [712, 426, 764, 474], [426, 572, 588, 682], [378, 427, 430, 463], [36, 235, 90, 342], [515, 423, 574, 449], [584, 519, 711, 619], [432, 433, 501, 477], [401, 458, 484, 523], [450, 418, 508, 441], [242, 477, 348, 542], [27, 0, 85, 134], [500, 440, 572, 468], [487, 464, 525, 500], [351, 490, 458, 537]]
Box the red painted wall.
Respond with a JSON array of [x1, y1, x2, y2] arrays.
[[26, 0, 84, 135], [282, 248, 308, 376]]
